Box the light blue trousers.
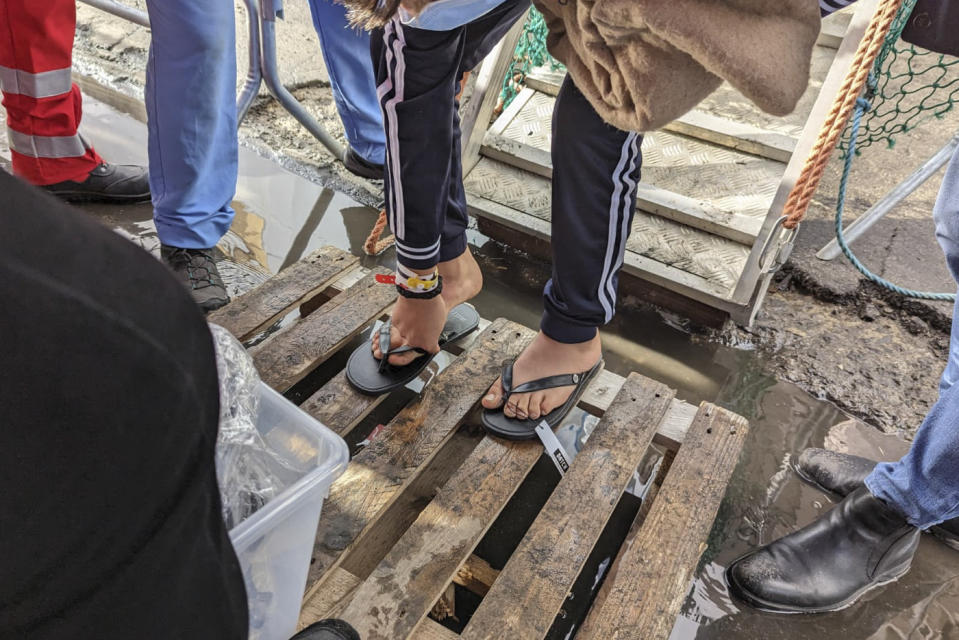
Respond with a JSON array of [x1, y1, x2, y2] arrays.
[[306, 0, 385, 166], [144, 0, 238, 249], [143, 0, 383, 249], [866, 142, 959, 529]]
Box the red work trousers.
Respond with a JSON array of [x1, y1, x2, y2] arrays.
[[0, 0, 102, 185]]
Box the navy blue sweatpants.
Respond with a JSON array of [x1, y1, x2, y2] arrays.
[[374, 3, 643, 344]]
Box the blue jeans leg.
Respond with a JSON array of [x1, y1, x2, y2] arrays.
[[144, 0, 237, 249], [865, 143, 959, 528], [306, 0, 385, 166]]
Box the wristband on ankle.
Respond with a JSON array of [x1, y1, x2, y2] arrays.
[[396, 277, 443, 299], [396, 264, 439, 291], [392, 264, 442, 299]]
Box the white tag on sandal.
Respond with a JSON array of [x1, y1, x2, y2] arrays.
[[535, 421, 571, 476]]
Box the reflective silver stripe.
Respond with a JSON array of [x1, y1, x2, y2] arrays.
[[0, 65, 73, 99], [6, 127, 88, 158]]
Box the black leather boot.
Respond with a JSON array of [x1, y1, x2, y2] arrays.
[[42, 162, 150, 203], [797, 447, 959, 551], [726, 487, 920, 613]]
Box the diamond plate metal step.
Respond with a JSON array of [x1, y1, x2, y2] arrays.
[[464, 158, 749, 302], [524, 42, 838, 144], [482, 90, 783, 245]]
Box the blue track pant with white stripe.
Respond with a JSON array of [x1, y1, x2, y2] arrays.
[[372, 0, 643, 343]]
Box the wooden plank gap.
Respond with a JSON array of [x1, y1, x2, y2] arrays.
[[460, 373, 675, 640], [301, 319, 535, 598], [576, 402, 749, 640]]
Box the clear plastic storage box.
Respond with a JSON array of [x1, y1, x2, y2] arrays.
[[228, 382, 349, 640]]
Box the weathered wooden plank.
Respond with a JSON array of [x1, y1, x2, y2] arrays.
[[302, 319, 535, 595], [338, 435, 541, 640], [577, 403, 749, 640], [579, 368, 627, 416], [652, 398, 699, 451], [251, 268, 396, 391], [299, 368, 387, 438], [210, 246, 356, 340], [298, 316, 492, 439], [300, 264, 369, 317], [412, 619, 460, 640], [577, 483, 660, 638], [298, 434, 479, 623], [340, 428, 482, 580], [580, 373, 700, 450], [454, 554, 499, 597], [296, 568, 362, 628], [461, 374, 674, 640]]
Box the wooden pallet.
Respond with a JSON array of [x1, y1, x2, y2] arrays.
[[458, 4, 872, 325], [213, 246, 750, 640]]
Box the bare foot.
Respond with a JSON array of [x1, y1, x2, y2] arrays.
[[372, 295, 447, 366], [438, 247, 483, 311], [372, 248, 483, 366], [481, 331, 602, 421]]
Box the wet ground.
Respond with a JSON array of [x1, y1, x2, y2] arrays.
[[8, 86, 955, 638]]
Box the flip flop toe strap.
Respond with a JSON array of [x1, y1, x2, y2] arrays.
[[510, 372, 584, 395], [499, 361, 597, 403], [376, 319, 431, 373]]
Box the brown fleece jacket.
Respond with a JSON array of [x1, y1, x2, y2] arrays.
[[348, 0, 821, 132], [535, 0, 821, 131]]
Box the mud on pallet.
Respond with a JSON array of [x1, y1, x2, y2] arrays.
[[211, 246, 750, 640]]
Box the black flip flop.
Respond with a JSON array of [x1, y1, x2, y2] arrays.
[[345, 303, 480, 395], [481, 359, 604, 440]]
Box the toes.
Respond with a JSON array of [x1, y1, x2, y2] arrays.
[[524, 393, 538, 421], [539, 396, 552, 420], [512, 393, 532, 420], [482, 378, 505, 409], [539, 387, 570, 417]]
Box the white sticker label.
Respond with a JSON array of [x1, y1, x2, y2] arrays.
[[535, 421, 571, 477]]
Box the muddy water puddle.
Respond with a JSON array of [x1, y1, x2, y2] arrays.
[[61, 95, 959, 639]]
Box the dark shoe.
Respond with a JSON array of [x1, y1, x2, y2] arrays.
[[342, 146, 384, 180], [796, 447, 959, 551], [161, 245, 230, 313], [726, 487, 920, 613], [289, 618, 360, 640], [43, 162, 151, 203]]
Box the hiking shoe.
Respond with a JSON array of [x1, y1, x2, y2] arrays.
[[161, 245, 230, 313], [342, 146, 384, 181], [289, 618, 360, 640], [43, 162, 151, 203]]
